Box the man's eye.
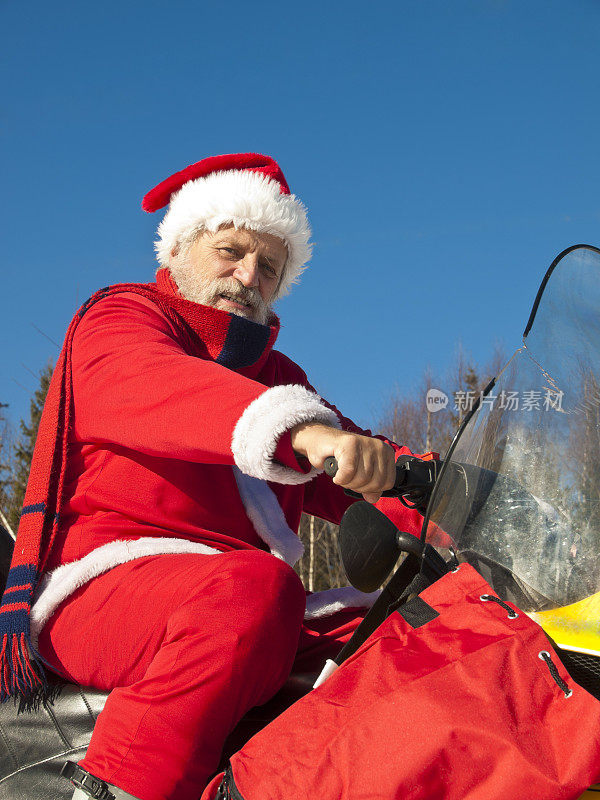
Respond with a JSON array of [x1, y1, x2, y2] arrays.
[[261, 262, 277, 277], [220, 247, 239, 257]]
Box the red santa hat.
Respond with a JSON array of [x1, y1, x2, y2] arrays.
[[142, 153, 312, 297]]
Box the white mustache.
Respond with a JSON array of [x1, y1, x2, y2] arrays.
[[214, 281, 261, 309], [168, 263, 272, 324]]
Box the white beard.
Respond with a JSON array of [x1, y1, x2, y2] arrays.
[[168, 263, 272, 325]]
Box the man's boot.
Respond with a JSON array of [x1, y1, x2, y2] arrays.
[[62, 761, 141, 800], [71, 790, 140, 800]]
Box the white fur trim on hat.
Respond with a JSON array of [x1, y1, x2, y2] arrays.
[[231, 384, 341, 484], [155, 170, 312, 297]]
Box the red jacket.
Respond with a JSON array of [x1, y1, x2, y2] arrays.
[[31, 273, 424, 641], [46, 275, 421, 571]]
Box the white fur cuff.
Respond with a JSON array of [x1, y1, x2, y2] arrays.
[[231, 384, 341, 484]]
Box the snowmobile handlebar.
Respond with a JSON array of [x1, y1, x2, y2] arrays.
[[324, 455, 441, 513]]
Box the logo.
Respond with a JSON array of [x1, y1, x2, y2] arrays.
[[426, 388, 449, 413]]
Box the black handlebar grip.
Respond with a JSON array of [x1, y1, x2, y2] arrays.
[[324, 457, 338, 477], [324, 457, 362, 498]]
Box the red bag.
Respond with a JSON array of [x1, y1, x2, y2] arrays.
[[206, 564, 600, 800]]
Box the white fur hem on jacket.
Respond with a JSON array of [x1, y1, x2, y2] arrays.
[[30, 539, 378, 645], [304, 587, 381, 620], [234, 467, 305, 566], [30, 537, 222, 647], [231, 384, 341, 484]]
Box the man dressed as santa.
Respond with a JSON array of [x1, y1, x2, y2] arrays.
[[0, 153, 428, 800]]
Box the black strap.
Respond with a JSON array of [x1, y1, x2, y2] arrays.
[[334, 553, 420, 666], [387, 570, 435, 615], [396, 596, 440, 628], [335, 545, 449, 666], [61, 761, 115, 800]]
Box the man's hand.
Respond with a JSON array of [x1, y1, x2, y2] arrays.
[[290, 422, 396, 503]]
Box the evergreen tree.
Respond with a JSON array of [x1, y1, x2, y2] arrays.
[[6, 363, 53, 531]]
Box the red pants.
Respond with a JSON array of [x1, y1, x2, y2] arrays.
[[38, 551, 363, 800]]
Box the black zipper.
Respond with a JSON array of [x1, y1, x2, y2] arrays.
[[216, 765, 246, 800]]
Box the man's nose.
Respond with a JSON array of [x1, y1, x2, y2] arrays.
[[233, 255, 260, 288]]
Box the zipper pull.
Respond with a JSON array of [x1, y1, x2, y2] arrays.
[[215, 774, 231, 800]]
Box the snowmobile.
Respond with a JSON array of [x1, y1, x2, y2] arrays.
[[0, 244, 600, 799], [415, 243, 600, 799]]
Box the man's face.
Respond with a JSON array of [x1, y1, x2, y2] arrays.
[[168, 226, 288, 325]]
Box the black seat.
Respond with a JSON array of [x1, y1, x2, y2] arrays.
[[0, 674, 313, 799], [0, 683, 107, 799]]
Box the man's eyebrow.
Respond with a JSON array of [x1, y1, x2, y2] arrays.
[[212, 237, 282, 267]]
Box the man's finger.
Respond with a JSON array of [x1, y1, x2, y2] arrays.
[[352, 453, 377, 493], [362, 491, 381, 504], [331, 442, 360, 486]]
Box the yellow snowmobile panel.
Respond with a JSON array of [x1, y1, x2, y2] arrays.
[[533, 591, 600, 657], [579, 785, 600, 797]]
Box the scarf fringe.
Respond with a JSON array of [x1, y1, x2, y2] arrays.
[[0, 632, 57, 712]]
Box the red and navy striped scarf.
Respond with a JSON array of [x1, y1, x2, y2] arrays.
[[0, 269, 279, 709]]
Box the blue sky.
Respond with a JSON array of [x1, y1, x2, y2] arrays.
[[2, 0, 600, 433]]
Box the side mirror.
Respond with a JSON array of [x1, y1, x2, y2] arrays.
[[338, 501, 424, 593]]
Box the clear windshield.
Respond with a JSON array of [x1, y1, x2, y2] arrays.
[[424, 246, 600, 612]]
